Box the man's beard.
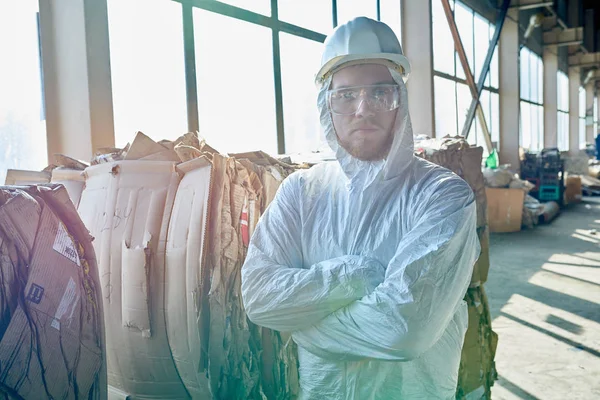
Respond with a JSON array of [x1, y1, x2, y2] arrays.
[[338, 130, 394, 161]]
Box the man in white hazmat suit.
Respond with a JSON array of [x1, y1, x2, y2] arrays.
[[241, 17, 480, 399]]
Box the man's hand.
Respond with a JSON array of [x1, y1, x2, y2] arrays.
[[337, 256, 386, 298]]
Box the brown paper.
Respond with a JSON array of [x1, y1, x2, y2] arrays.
[[125, 131, 179, 161]]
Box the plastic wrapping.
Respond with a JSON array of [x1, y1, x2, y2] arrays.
[[241, 66, 480, 399]]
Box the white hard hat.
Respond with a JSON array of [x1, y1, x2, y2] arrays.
[[315, 17, 411, 86]]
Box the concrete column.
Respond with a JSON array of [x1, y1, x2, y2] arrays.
[[39, 0, 115, 162], [586, 82, 594, 143], [401, 0, 434, 137], [499, 9, 520, 171], [543, 46, 558, 148], [568, 67, 580, 153], [597, 89, 600, 141]]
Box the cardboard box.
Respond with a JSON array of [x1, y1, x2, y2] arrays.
[[565, 176, 582, 204], [485, 188, 525, 233], [0, 185, 105, 399]]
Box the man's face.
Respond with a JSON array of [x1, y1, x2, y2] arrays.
[[330, 64, 397, 161]]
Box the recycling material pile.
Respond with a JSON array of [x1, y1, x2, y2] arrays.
[[0, 184, 106, 399], [482, 166, 552, 229], [3, 132, 511, 399], [562, 151, 589, 176], [414, 136, 498, 400], [589, 159, 600, 179], [35, 131, 299, 399]]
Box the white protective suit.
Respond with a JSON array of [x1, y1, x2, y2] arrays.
[[241, 22, 480, 400]]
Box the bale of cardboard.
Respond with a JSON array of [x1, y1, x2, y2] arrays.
[[0, 184, 106, 399], [414, 136, 489, 286], [72, 131, 300, 399], [414, 136, 498, 399]]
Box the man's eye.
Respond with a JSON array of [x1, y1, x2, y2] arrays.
[[340, 91, 356, 99]]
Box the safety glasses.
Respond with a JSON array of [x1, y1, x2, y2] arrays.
[[327, 84, 400, 115]]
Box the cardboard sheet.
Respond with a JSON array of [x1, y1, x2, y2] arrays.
[[165, 157, 213, 398], [78, 161, 187, 399], [4, 169, 51, 185], [457, 286, 498, 399], [471, 226, 490, 287], [124, 132, 180, 162]]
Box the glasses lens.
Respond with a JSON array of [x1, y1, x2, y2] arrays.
[[328, 84, 399, 115]]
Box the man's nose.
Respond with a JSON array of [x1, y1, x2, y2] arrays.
[[354, 97, 376, 118]]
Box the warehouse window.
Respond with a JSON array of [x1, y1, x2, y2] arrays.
[[278, 2, 332, 33], [280, 33, 322, 154], [0, 0, 48, 184], [519, 47, 544, 151], [556, 71, 569, 151], [218, 0, 270, 16], [432, 0, 499, 149], [107, 0, 188, 147], [337, 0, 378, 26], [194, 10, 277, 154], [107, 0, 401, 155], [579, 86, 586, 149]]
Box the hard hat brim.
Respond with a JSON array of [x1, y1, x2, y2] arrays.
[[315, 53, 411, 86]]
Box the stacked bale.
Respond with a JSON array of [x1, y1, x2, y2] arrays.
[[415, 137, 498, 400], [0, 184, 106, 399], [75, 132, 299, 399]]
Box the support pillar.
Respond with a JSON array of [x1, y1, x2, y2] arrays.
[[543, 46, 558, 148], [499, 9, 520, 170], [401, 0, 434, 137], [568, 67, 580, 153], [39, 0, 115, 162], [586, 82, 594, 143]]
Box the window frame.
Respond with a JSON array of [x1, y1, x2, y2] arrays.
[[431, 0, 500, 147], [169, 0, 397, 155], [519, 47, 544, 151]]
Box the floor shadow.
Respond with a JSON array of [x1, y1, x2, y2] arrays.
[[495, 375, 540, 400], [544, 314, 584, 335], [501, 312, 600, 358], [569, 253, 600, 264], [487, 202, 600, 323], [486, 273, 600, 325], [541, 260, 600, 269], [543, 269, 600, 287], [486, 200, 600, 393], [515, 285, 600, 324]]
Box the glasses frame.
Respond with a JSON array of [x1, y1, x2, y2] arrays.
[[326, 83, 401, 115]]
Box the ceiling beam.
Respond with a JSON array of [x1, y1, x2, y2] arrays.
[[570, 52, 600, 68], [542, 15, 557, 31], [543, 27, 584, 47], [509, 0, 553, 11]]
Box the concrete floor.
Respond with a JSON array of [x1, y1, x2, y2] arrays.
[[487, 198, 600, 400]]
